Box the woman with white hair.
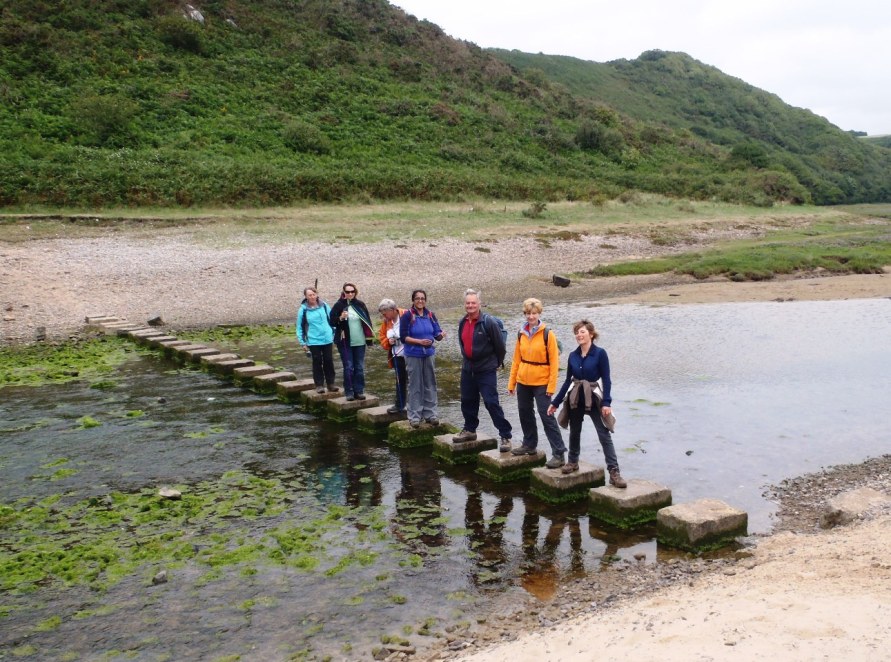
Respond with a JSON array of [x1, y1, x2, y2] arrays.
[[377, 298, 408, 414]]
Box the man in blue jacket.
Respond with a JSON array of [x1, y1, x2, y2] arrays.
[[453, 289, 513, 450]]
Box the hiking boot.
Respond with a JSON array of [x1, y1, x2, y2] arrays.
[[387, 405, 404, 415], [561, 462, 579, 474], [511, 445, 537, 456], [609, 467, 628, 488], [410, 420, 421, 429], [345, 395, 355, 402], [499, 438, 512, 453], [327, 385, 340, 393], [316, 386, 326, 394], [452, 430, 477, 443], [545, 455, 566, 469], [355, 393, 366, 400], [425, 417, 439, 426]]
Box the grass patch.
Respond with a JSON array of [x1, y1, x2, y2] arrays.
[[587, 219, 891, 280]]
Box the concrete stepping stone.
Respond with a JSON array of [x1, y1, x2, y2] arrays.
[[85, 315, 120, 325], [232, 365, 275, 386], [128, 328, 166, 339], [356, 405, 407, 432], [171, 344, 210, 362], [144, 335, 179, 348], [657, 498, 748, 552], [476, 448, 546, 482], [158, 340, 197, 357], [299, 388, 344, 411], [387, 419, 456, 448], [209, 358, 255, 376], [589, 479, 672, 528], [179, 346, 222, 363], [327, 394, 381, 421], [432, 432, 498, 465], [253, 371, 298, 394], [199, 352, 240, 367], [275, 379, 316, 402], [530, 461, 603, 504]]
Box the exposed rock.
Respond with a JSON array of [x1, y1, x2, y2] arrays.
[[820, 486, 890, 529], [184, 4, 204, 24], [146, 314, 164, 326], [158, 487, 182, 500], [552, 274, 571, 287], [151, 570, 168, 585]]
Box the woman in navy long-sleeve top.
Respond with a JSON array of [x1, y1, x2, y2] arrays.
[[548, 319, 626, 486]]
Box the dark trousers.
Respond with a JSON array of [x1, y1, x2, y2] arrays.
[[392, 355, 408, 409], [516, 383, 566, 456], [567, 403, 618, 468], [308, 343, 336, 387], [460, 368, 512, 439]]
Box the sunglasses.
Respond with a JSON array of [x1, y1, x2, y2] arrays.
[[343, 289, 356, 294]]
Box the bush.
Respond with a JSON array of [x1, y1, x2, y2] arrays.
[[156, 15, 204, 54], [71, 95, 139, 147], [575, 122, 624, 156], [281, 120, 332, 155]]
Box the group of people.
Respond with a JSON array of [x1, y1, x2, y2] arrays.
[[296, 284, 627, 487]]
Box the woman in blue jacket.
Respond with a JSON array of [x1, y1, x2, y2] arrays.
[[399, 289, 446, 428], [547, 319, 626, 487], [296, 286, 338, 393]]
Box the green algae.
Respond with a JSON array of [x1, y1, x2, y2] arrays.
[[75, 415, 101, 429], [0, 337, 146, 389], [177, 324, 292, 345]]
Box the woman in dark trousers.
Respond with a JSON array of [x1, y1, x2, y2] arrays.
[[547, 319, 626, 487], [296, 286, 338, 393], [329, 282, 374, 401]]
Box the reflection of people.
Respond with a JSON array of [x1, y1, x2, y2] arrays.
[[519, 512, 585, 598], [394, 453, 445, 550], [296, 286, 338, 393], [453, 289, 513, 450], [399, 289, 445, 428], [464, 491, 513, 575], [329, 283, 374, 401], [508, 297, 566, 468], [548, 320, 626, 486], [377, 298, 408, 414]]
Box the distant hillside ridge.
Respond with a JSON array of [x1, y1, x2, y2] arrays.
[[1, 0, 888, 207]]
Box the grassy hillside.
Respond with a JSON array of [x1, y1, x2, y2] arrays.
[[493, 49, 891, 205], [1, 1, 887, 208]]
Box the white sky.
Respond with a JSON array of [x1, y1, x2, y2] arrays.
[[394, 0, 891, 136]]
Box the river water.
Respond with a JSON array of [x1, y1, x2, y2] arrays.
[[1, 297, 888, 660]]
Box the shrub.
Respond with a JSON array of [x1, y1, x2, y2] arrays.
[[71, 95, 139, 147], [156, 15, 204, 54], [521, 201, 547, 218], [281, 120, 332, 155], [575, 122, 624, 156]]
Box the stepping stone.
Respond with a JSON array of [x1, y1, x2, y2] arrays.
[[589, 479, 672, 528], [209, 358, 255, 376], [356, 405, 407, 432], [158, 340, 197, 357], [299, 388, 343, 411], [128, 328, 166, 339], [432, 432, 498, 465], [232, 365, 275, 385], [144, 335, 179, 348], [327, 394, 381, 421], [276, 379, 317, 402], [85, 315, 120, 324], [179, 347, 222, 363], [253, 371, 298, 394], [657, 498, 748, 552], [171, 344, 210, 361], [199, 352, 240, 367], [387, 419, 457, 449], [530, 461, 603, 504], [476, 448, 546, 482]]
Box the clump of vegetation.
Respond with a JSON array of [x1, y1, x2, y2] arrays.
[[522, 201, 547, 219]]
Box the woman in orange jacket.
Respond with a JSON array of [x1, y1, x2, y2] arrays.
[[377, 298, 408, 414], [507, 298, 567, 468]]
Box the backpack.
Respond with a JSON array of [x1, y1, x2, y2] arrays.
[[517, 326, 562, 366], [482, 313, 507, 345]]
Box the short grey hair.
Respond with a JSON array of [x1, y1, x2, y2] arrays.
[[378, 298, 398, 312], [463, 288, 481, 300]]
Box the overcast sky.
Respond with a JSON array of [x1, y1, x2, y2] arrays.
[[394, 0, 890, 136]]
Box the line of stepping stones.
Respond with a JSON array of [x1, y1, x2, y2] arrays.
[[86, 315, 748, 552]]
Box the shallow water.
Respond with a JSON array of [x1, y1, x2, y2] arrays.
[[1, 297, 888, 660]]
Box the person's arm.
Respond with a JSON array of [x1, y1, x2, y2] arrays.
[[598, 347, 612, 407], [296, 306, 306, 345], [546, 328, 560, 396], [378, 319, 390, 349], [507, 334, 521, 393]]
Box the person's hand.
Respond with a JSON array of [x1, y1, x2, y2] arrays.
[[547, 405, 557, 416], [423, 339, 433, 347], [508, 389, 514, 396], [366, 338, 374, 347], [601, 406, 612, 416]]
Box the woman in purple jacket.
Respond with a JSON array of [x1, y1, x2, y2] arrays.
[[399, 289, 446, 428]]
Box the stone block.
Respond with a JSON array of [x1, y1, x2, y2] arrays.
[[432, 433, 498, 465], [232, 365, 275, 385], [199, 352, 240, 367], [387, 420, 458, 448], [530, 461, 604, 504], [657, 498, 748, 552], [210, 358, 255, 376], [158, 340, 197, 358], [171, 344, 210, 362], [299, 388, 344, 411], [179, 347, 222, 364], [85, 315, 119, 324], [276, 379, 317, 402], [253, 371, 298, 393], [327, 394, 381, 421], [476, 448, 546, 482], [356, 405, 407, 433], [128, 328, 166, 339], [589, 479, 672, 528], [144, 335, 179, 348]]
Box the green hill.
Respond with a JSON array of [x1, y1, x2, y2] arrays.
[[492, 49, 891, 205], [1, 0, 888, 207]]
